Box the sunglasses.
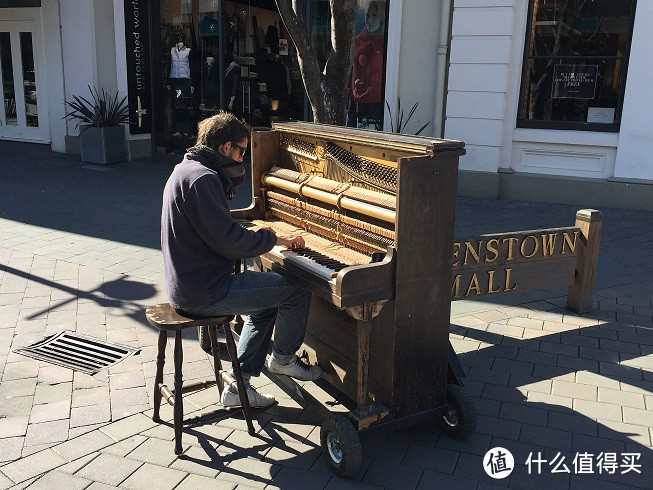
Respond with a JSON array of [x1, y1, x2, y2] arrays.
[[231, 142, 247, 158]]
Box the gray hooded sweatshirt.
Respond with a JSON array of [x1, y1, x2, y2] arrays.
[[161, 153, 276, 308]]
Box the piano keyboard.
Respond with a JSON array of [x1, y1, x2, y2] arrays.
[[271, 246, 350, 279], [250, 218, 371, 267]]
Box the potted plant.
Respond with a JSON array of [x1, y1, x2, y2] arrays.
[[64, 86, 129, 164]]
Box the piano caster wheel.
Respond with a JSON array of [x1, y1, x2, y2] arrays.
[[320, 415, 362, 478], [197, 325, 212, 354], [438, 384, 477, 441]]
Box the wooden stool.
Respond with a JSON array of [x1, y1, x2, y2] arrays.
[[145, 303, 255, 455]]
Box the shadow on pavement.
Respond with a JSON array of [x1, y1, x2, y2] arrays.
[[442, 320, 653, 488], [0, 141, 254, 252], [0, 263, 156, 325], [0, 141, 174, 250]]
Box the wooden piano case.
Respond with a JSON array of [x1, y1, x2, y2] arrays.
[[245, 122, 465, 426]]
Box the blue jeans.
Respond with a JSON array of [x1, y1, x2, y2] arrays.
[[184, 271, 311, 377]]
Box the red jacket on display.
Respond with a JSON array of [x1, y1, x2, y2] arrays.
[[351, 28, 384, 105]]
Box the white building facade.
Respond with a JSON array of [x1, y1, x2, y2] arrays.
[[445, 0, 652, 210], [0, 0, 132, 153], [0, 0, 650, 210]]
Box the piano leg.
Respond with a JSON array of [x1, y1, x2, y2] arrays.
[[356, 319, 372, 408], [348, 303, 390, 430]]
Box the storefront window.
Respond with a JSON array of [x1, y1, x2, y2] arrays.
[[154, 0, 305, 153], [310, 0, 388, 130], [221, 2, 304, 127], [517, 0, 636, 131]]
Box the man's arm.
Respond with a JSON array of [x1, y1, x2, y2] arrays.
[[183, 174, 277, 259]]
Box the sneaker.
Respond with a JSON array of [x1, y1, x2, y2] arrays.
[[267, 355, 323, 381], [220, 384, 276, 409]]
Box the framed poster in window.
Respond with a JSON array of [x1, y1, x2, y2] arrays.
[[551, 64, 598, 100]]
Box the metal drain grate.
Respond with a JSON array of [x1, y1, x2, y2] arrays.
[[14, 331, 140, 375]]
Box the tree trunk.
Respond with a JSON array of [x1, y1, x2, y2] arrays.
[[275, 0, 357, 125]]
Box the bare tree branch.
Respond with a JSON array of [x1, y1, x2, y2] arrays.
[[275, 0, 357, 124]]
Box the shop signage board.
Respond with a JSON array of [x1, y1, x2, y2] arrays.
[[452, 228, 580, 298], [551, 64, 598, 99], [278, 38, 288, 55], [587, 107, 615, 124], [123, 0, 152, 134], [451, 210, 603, 314]]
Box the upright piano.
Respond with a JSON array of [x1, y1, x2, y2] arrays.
[[244, 122, 465, 428]]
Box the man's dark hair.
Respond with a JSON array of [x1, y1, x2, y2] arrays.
[[196, 112, 251, 150]]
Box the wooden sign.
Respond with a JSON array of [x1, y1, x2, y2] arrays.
[[451, 210, 603, 314], [452, 227, 579, 298]]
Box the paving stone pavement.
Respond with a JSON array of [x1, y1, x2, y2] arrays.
[[0, 140, 651, 489]]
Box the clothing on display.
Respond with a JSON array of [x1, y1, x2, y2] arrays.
[[348, 2, 386, 128], [201, 56, 220, 108], [200, 16, 219, 37], [169, 78, 192, 97], [224, 61, 242, 113], [255, 54, 290, 100], [157, 4, 307, 151], [169, 43, 194, 81], [168, 43, 195, 138], [351, 28, 384, 105], [265, 25, 279, 54]]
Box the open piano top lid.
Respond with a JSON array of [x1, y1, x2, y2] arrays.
[[269, 121, 465, 158]]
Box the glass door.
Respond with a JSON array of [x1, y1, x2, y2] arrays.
[[0, 19, 48, 142]]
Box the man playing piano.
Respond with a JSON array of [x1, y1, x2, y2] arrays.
[[161, 112, 322, 409]]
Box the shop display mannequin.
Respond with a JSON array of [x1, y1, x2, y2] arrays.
[[168, 41, 195, 97], [201, 55, 219, 109], [224, 59, 241, 113], [168, 41, 195, 137], [265, 25, 280, 54], [349, 1, 385, 128], [254, 49, 290, 112]]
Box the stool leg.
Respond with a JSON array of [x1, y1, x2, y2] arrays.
[[153, 329, 167, 423], [173, 330, 184, 455], [223, 323, 255, 435], [208, 324, 224, 395]]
